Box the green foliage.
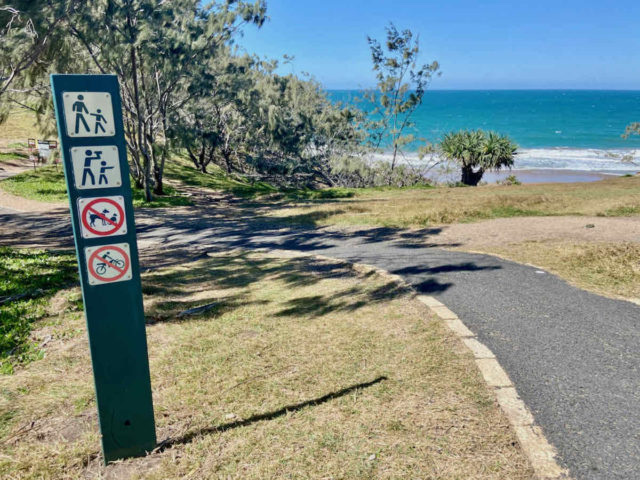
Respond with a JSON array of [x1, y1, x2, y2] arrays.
[[0, 1, 87, 131], [0, 248, 77, 373], [245, 72, 364, 186], [365, 24, 440, 171], [440, 130, 518, 186], [2, 3, 383, 193]]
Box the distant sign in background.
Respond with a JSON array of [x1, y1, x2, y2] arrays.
[[50, 74, 156, 463]]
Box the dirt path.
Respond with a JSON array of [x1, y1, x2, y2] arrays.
[[331, 215, 640, 250], [428, 215, 640, 248]]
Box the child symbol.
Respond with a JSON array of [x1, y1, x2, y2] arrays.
[[98, 160, 114, 185], [91, 108, 107, 134]]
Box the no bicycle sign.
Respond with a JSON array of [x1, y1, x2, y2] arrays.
[[78, 196, 127, 239], [51, 74, 156, 463], [85, 243, 132, 285]]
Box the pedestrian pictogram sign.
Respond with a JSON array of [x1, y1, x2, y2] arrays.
[[52, 74, 156, 464], [85, 243, 132, 285], [63, 92, 115, 137], [78, 196, 127, 239], [71, 146, 122, 189]]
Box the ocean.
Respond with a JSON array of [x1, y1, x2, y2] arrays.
[[328, 90, 640, 177]]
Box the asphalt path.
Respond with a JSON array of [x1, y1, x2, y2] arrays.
[[2, 206, 640, 479]]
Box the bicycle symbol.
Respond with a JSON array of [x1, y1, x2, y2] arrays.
[[95, 251, 125, 275]]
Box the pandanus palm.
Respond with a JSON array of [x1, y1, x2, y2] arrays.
[[440, 130, 517, 186]]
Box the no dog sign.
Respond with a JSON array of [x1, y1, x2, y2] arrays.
[[78, 196, 127, 239]]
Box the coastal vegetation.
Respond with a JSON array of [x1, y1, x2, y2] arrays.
[[440, 130, 518, 186], [0, 3, 453, 196]]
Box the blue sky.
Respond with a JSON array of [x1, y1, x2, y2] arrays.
[[237, 0, 640, 90]]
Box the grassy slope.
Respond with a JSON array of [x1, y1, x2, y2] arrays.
[[0, 251, 533, 479], [267, 176, 640, 228]]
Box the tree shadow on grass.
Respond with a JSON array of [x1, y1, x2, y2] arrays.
[[275, 280, 411, 318], [143, 251, 393, 324], [156, 375, 388, 451]]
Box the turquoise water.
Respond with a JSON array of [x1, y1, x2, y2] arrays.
[[328, 90, 640, 172]]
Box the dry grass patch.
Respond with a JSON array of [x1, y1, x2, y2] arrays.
[[0, 251, 533, 479], [265, 176, 640, 228], [476, 241, 640, 301]]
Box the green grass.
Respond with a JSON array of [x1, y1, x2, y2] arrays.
[[0, 166, 68, 202], [0, 248, 78, 374], [0, 152, 27, 163], [165, 158, 278, 197], [0, 166, 192, 208]]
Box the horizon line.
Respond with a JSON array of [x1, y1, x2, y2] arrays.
[[324, 87, 640, 92]]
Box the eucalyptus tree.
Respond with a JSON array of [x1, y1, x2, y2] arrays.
[[440, 130, 517, 186], [365, 23, 440, 171]]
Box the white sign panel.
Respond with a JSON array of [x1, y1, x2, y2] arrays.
[[85, 243, 132, 285], [70, 146, 122, 190], [63, 91, 115, 137], [78, 195, 127, 239]]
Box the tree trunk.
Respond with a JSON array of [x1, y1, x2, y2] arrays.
[[391, 143, 398, 171], [461, 166, 484, 186], [153, 171, 163, 195]]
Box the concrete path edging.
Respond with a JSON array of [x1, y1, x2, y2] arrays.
[[416, 294, 571, 480], [271, 249, 570, 479]]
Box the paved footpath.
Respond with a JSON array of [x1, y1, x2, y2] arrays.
[[2, 206, 640, 479]]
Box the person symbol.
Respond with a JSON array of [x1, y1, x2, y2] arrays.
[[72, 95, 90, 134], [82, 149, 102, 186], [91, 108, 107, 134], [98, 160, 114, 185]]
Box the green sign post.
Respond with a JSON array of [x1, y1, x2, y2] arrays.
[[50, 74, 156, 463]]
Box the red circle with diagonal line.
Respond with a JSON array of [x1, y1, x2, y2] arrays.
[[81, 198, 125, 236], [88, 245, 130, 283]]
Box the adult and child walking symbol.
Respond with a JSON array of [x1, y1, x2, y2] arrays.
[[72, 94, 108, 135]]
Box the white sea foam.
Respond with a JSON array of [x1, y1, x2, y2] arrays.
[[366, 148, 640, 173], [515, 148, 639, 172]]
